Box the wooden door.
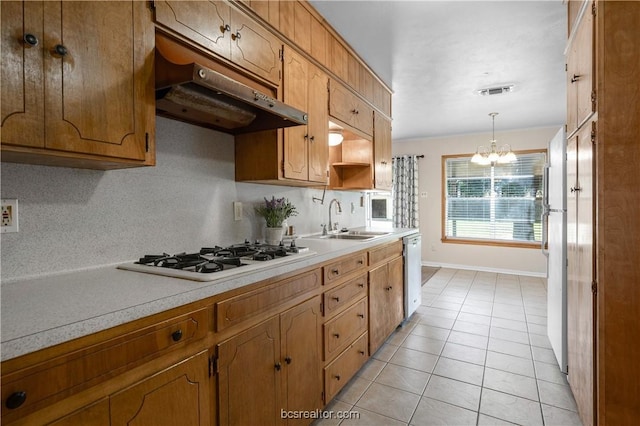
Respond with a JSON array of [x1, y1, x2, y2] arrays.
[[567, 5, 594, 134], [110, 351, 211, 426], [217, 316, 281, 426], [280, 297, 323, 425], [1, 1, 45, 148], [374, 114, 392, 190], [154, 1, 231, 59], [307, 64, 329, 184], [369, 257, 404, 354], [283, 47, 309, 181], [43, 1, 153, 161], [230, 7, 281, 85], [566, 122, 595, 426]]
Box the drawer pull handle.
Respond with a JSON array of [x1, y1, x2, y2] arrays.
[[357, 260, 364, 265], [171, 329, 183, 342], [332, 296, 340, 302], [385, 286, 393, 291], [358, 283, 365, 288], [275, 362, 282, 371], [331, 269, 339, 275], [6, 391, 27, 409], [221, 24, 231, 33], [334, 374, 341, 381], [359, 350, 366, 355], [357, 313, 365, 318], [333, 333, 340, 339], [571, 74, 580, 83], [232, 31, 241, 40], [285, 356, 292, 364]]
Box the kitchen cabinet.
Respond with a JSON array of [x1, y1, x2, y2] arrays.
[[368, 242, 404, 354], [565, 1, 640, 424], [329, 135, 374, 190], [0, 0, 155, 170], [154, 0, 282, 85], [216, 296, 322, 426], [324, 332, 368, 403], [110, 350, 211, 426], [235, 46, 328, 185], [566, 2, 594, 136], [329, 79, 374, 137], [373, 113, 393, 190]]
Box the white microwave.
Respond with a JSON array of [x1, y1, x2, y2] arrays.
[[365, 192, 393, 226]]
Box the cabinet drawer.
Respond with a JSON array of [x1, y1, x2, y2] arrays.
[[324, 332, 368, 402], [329, 80, 373, 136], [369, 240, 403, 266], [216, 269, 321, 332], [1, 309, 208, 420], [323, 297, 367, 360], [323, 251, 367, 285], [323, 273, 367, 317]]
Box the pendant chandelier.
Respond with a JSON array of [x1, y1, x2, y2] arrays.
[[471, 112, 516, 165]]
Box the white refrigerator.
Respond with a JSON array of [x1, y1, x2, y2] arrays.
[[542, 127, 568, 373]]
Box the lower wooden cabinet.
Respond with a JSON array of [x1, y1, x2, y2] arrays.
[[323, 332, 368, 402], [110, 350, 211, 426], [369, 256, 404, 354], [216, 296, 322, 425]]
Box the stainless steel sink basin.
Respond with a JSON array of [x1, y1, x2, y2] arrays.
[[346, 231, 391, 236], [306, 230, 392, 241]]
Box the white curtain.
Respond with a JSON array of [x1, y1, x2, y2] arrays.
[[392, 155, 419, 228]]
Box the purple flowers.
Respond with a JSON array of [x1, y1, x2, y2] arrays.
[[255, 196, 298, 227]]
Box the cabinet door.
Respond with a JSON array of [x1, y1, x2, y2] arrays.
[[567, 6, 594, 134], [1, 1, 45, 148], [374, 114, 392, 190], [280, 296, 323, 424], [566, 122, 595, 426], [369, 257, 404, 354], [43, 1, 153, 161], [283, 47, 309, 181], [217, 316, 281, 426], [307, 64, 329, 184], [230, 7, 281, 85], [110, 350, 211, 426], [154, 1, 231, 59]]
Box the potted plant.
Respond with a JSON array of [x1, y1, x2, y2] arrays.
[[255, 196, 298, 244]]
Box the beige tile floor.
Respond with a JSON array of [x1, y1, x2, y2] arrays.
[[315, 268, 583, 426]]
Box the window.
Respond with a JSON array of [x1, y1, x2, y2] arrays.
[[442, 150, 547, 248]]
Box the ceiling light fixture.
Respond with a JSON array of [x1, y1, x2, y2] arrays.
[[328, 130, 344, 146], [471, 112, 517, 165], [476, 84, 515, 96]]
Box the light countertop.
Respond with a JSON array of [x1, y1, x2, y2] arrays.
[[1, 228, 418, 361]]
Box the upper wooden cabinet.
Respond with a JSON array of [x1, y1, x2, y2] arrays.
[[329, 79, 374, 137], [0, 1, 155, 170], [373, 113, 392, 190], [235, 46, 328, 185], [566, 2, 594, 135], [154, 0, 281, 85]]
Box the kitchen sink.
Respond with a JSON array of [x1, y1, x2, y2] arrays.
[[306, 230, 392, 241]]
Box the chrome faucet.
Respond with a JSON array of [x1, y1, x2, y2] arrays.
[[328, 199, 342, 231]]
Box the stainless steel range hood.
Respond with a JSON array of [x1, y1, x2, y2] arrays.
[[155, 51, 308, 134]]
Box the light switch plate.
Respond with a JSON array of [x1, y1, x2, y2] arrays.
[[1, 199, 19, 233], [233, 202, 243, 221]]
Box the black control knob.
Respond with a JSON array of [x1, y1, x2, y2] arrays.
[[23, 33, 38, 46], [53, 44, 67, 57], [6, 391, 26, 409]]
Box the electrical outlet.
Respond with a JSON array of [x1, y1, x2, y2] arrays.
[[233, 201, 243, 221], [1, 199, 19, 233], [420, 192, 428, 198]]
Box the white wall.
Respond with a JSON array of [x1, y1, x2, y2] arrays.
[[0, 117, 365, 282], [393, 126, 562, 276]]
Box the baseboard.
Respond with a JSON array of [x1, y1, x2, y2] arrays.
[[421, 261, 547, 278]]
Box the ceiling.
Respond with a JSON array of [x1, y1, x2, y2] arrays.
[[309, 0, 568, 141]]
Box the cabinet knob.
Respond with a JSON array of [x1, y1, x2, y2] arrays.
[[385, 286, 392, 291], [358, 350, 365, 356], [232, 31, 241, 40], [23, 33, 38, 47], [333, 333, 340, 339], [570, 74, 580, 83], [357, 260, 364, 265], [171, 329, 183, 342], [275, 362, 282, 371], [357, 313, 365, 318], [221, 24, 231, 33], [332, 296, 340, 302], [309, 136, 315, 142], [334, 374, 341, 381], [52, 44, 68, 57], [351, 109, 359, 115], [5, 391, 26, 409], [285, 356, 292, 364], [331, 269, 339, 275], [358, 283, 364, 288]]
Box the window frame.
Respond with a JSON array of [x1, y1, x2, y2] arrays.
[[441, 149, 547, 249]]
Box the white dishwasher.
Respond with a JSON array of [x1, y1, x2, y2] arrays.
[[403, 233, 422, 319]]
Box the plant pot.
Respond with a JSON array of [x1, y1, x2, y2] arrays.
[[264, 226, 285, 245]]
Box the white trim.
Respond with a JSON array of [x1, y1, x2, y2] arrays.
[[421, 261, 547, 278]]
